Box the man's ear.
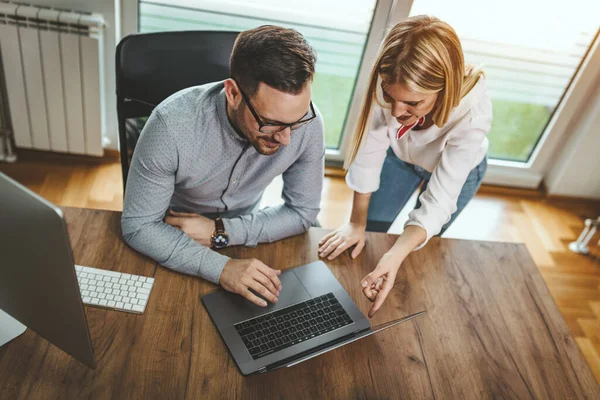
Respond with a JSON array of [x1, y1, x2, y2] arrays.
[[224, 79, 242, 109]]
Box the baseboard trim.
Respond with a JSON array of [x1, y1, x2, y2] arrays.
[[11, 149, 120, 165]]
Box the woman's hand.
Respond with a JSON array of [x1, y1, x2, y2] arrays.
[[318, 223, 367, 260], [361, 225, 427, 317], [361, 251, 405, 318]]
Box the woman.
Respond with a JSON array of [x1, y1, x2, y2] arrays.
[[319, 15, 492, 317]]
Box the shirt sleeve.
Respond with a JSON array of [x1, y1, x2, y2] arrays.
[[121, 111, 231, 284], [222, 113, 325, 247], [345, 105, 391, 193], [405, 109, 492, 249]]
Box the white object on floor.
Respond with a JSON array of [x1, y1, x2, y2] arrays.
[[568, 217, 600, 255], [75, 265, 155, 314]]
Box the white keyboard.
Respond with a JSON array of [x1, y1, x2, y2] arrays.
[[75, 265, 155, 314]]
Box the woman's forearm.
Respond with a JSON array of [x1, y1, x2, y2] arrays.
[[349, 191, 372, 227], [389, 225, 427, 259]]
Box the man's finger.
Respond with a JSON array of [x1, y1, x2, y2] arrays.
[[252, 270, 279, 298], [256, 263, 282, 291], [242, 289, 268, 307], [247, 279, 278, 304]]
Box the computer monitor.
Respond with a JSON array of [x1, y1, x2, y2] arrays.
[[0, 172, 96, 368]]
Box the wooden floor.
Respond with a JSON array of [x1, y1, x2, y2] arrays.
[[1, 151, 600, 383]]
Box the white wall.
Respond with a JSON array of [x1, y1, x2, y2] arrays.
[[545, 76, 600, 200], [25, 0, 120, 150]]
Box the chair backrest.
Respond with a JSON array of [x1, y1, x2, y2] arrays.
[[115, 31, 240, 190]]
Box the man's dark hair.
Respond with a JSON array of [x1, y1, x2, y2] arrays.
[[230, 25, 317, 96]]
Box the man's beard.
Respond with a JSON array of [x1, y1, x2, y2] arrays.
[[231, 110, 280, 156]]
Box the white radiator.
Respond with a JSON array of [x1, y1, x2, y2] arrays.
[[0, 2, 106, 156]]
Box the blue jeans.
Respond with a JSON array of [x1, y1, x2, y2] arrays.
[[366, 148, 488, 234]]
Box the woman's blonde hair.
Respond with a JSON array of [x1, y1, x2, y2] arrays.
[[344, 15, 484, 169]]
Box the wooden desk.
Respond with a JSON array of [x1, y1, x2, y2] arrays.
[[0, 207, 598, 399]]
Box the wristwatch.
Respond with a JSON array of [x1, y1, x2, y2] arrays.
[[210, 217, 229, 249]]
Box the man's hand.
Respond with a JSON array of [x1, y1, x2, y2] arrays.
[[219, 258, 283, 307], [165, 210, 214, 246]]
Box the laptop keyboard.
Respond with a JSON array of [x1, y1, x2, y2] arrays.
[[234, 292, 353, 360]]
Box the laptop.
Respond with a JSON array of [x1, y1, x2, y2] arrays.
[[202, 261, 425, 375]]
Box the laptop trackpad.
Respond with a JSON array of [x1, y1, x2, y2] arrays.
[[229, 270, 311, 320]]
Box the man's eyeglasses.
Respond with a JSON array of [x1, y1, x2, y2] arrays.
[[237, 86, 316, 134]]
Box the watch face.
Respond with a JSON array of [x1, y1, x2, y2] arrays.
[[212, 233, 229, 249]]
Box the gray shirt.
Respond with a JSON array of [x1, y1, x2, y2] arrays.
[[121, 81, 325, 284]]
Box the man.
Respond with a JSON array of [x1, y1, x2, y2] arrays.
[[121, 26, 324, 308]]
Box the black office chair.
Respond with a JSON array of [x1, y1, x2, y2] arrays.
[[115, 31, 240, 190]]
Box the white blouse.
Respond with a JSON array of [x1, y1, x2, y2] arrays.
[[346, 77, 493, 249]]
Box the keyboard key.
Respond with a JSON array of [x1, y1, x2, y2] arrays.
[[122, 273, 132, 279], [138, 277, 146, 283], [131, 275, 138, 281], [124, 303, 133, 310], [146, 277, 155, 284], [99, 299, 108, 306], [238, 327, 255, 336], [137, 287, 151, 294], [132, 305, 145, 312], [116, 302, 124, 308], [108, 300, 116, 307], [111, 277, 119, 283], [106, 294, 114, 300], [83, 296, 91, 303]]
